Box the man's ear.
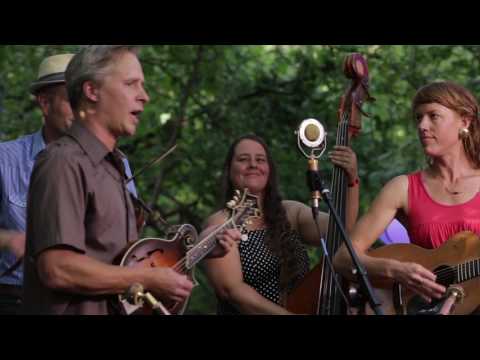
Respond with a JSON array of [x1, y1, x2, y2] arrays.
[[83, 80, 100, 103], [36, 93, 50, 117]]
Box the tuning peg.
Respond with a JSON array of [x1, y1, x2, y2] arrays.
[[226, 200, 236, 209]]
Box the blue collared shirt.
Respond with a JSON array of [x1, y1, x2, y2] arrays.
[[0, 129, 137, 286]]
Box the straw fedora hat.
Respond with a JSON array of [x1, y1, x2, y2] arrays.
[[30, 53, 75, 95]]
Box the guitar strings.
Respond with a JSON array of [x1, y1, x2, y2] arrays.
[[427, 259, 480, 283], [434, 260, 478, 277]]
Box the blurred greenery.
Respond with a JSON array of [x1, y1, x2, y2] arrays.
[[2, 45, 480, 314]]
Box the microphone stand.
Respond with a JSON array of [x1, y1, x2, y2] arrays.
[[307, 159, 384, 315]]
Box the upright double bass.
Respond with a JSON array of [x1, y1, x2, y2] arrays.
[[286, 53, 375, 314]]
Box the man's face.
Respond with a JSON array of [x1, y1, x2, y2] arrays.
[[38, 84, 74, 135], [95, 51, 150, 139]]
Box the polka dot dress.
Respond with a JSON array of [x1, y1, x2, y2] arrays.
[[217, 229, 310, 315]]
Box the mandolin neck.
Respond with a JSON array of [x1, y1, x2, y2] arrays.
[[185, 218, 236, 270]]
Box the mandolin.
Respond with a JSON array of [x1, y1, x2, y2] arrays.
[[116, 189, 258, 315]]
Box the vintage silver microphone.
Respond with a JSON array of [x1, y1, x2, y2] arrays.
[[296, 118, 327, 214], [297, 118, 327, 153]]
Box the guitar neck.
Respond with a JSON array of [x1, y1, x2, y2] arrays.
[[455, 258, 480, 283]]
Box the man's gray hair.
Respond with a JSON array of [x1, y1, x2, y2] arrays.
[[65, 45, 140, 111]]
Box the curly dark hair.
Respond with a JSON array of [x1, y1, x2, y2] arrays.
[[220, 134, 303, 292]]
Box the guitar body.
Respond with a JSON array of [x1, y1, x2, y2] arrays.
[[367, 231, 480, 315], [118, 224, 199, 315]]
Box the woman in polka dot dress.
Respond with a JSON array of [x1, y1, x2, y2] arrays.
[[201, 134, 359, 314]]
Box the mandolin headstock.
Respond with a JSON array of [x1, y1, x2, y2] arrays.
[[226, 188, 261, 235]]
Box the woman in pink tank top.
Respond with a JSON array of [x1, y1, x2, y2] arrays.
[[334, 81, 480, 308]]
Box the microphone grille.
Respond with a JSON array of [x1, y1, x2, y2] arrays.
[[126, 283, 144, 304], [297, 118, 326, 150], [305, 124, 320, 142]]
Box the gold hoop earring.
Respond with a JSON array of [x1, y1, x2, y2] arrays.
[[459, 127, 470, 140]]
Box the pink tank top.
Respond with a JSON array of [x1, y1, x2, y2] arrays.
[[408, 171, 480, 249]]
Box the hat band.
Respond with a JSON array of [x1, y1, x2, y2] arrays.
[[30, 72, 67, 94], [35, 72, 66, 84]]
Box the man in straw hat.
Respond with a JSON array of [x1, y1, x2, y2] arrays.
[[0, 53, 75, 314]]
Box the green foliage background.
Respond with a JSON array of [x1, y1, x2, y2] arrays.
[[2, 45, 480, 313]]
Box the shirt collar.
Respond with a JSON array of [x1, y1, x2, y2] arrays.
[[31, 129, 46, 159], [66, 121, 111, 166]]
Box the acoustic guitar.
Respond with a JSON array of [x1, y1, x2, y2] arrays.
[[116, 189, 258, 315], [366, 231, 480, 315]]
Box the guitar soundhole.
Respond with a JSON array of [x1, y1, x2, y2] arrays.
[[433, 265, 455, 287], [406, 265, 455, 315]]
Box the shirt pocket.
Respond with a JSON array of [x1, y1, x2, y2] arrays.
[[8, 193, 27, 208], [7, 193, 27, 229]]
